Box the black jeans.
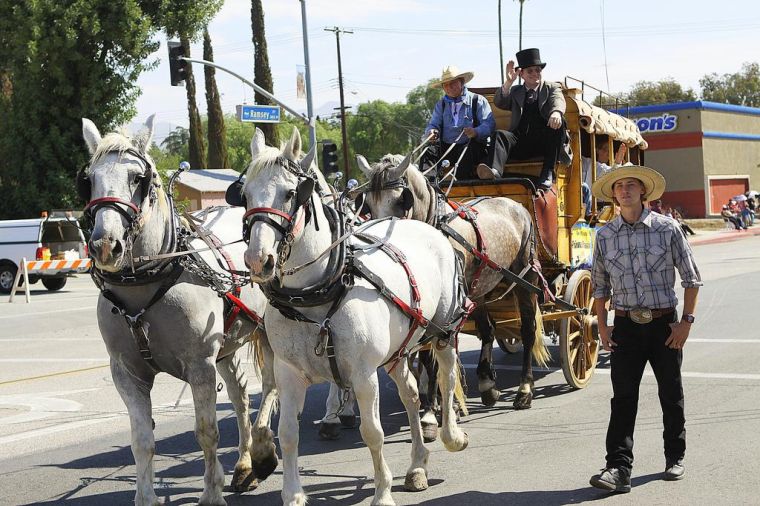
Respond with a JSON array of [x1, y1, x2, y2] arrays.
[[421, 140, 489, 180], [605, 312, 685, 473], [503, 122, 565, 182]]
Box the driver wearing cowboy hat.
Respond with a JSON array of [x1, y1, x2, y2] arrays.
[[422, 66, 506, 180], [589, 165, 702, 493]]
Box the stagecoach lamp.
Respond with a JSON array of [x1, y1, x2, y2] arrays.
[[179, 161, 190, 171], [346, 179, 358, 190], [333, 171, 344, 182], [441, 160, 451, 169]]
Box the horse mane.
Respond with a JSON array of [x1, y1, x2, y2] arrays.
[[89, 130, 133, 168], [245, 142, 330, 192], [368, 153, 406, 191]]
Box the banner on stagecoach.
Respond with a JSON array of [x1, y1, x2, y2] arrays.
[[236, 104, 281, 123]]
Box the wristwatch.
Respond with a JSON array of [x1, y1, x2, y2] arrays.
[[682, 313, 695, 324]]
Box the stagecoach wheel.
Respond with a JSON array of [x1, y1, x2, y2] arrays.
[[559, 270, 599, 389], [495, 327, 522, 354]]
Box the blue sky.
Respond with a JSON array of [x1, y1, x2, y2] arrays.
[[134, 0, 760, 143]]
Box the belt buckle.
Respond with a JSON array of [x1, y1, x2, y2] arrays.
[[629, 306, 653, 324]]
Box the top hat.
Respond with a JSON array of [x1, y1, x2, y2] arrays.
[[592, 164, 666, 202], [516, 48, 546, 69], [430, 65, 475, 88]]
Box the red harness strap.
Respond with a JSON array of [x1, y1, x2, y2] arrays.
[[359, 237, 429, 374], [448, 201, 490, 294], [199, 229, 264, 333]]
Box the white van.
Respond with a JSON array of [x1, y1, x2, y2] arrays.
[[0, 211, 89, 293]]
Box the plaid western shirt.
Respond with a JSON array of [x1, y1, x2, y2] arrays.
[[591, 208, 702, 310]]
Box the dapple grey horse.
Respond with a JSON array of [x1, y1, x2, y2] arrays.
[[240, 128, 469, 506], [81, 116, 277, 506], [357, 154, 550, 410]]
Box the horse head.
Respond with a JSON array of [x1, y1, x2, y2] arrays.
[[357, 152, 422, 219], [80, 115, 163, 272], [241, 127, 317, 282]]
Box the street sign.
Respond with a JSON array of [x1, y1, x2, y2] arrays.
[[236, 104, 281, 123]]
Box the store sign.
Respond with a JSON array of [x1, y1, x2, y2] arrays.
[[634, 113, 678, 133]]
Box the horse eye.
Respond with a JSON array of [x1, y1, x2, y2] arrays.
[[132, 175, 143, 185], [285, 189, 296, 200]]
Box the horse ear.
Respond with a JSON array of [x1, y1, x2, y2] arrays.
[[133, 114, 156, 154], [82, 118, 101, 155], [388, 152, 412, 181], [356, 155, 373, 178], [300, 145, 316, 173], [283, 127, 302, 161], [250, 128, 266, 160]]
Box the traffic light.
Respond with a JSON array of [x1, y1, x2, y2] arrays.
[[322, 141, 339, 174], [167, 41, 188, 86]]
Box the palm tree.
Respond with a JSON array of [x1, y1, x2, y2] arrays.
[[181, 35, 207, 170], [516, 0, 528, 50], [161, 126, 189, 156]]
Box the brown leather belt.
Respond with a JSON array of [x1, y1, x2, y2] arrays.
[[615, 308, 675, 319]]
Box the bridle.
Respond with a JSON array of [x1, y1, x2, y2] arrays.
[[240, 156, 316, 267], [80, 148, 159, 241]]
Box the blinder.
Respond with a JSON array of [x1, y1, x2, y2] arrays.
[[400, 187, 414, 212], [225, 174, 247, 208], [354, 194, 370, 217]]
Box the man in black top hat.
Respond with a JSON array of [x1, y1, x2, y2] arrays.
[[487, 48, 570, 190]]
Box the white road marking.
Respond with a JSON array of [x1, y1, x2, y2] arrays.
[[461, 363, 760, 381], [0, 338, 102, 342], [0, 306, 95, 319], [689, 339, 760, 343]]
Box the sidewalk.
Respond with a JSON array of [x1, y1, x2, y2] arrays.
[[688, 225, 760, 246]]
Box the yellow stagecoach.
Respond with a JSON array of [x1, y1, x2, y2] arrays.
[[449, 80, 648, 388]]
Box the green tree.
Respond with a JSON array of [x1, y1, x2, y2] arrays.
[[161, 126, 189, 157], [622, 79, 696, 107], [0, 1, 157, 218], [251, 0, 278, 146], [180, 34, 206, 170], [700, 62, 760, 107], [348, 100, 416, 164], [203, 27, 228, 169]]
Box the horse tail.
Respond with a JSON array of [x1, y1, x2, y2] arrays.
[[246, 327, 265, 381], [453, 355, 469, 417], [531, 305, 551, 368]]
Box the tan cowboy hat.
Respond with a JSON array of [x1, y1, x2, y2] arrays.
[[592, 164, 666, 202], [430, 65, 474, 88]]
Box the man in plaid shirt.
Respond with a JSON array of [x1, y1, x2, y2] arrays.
[[589, 164, 702, 493]]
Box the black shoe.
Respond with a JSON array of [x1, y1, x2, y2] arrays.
[[590, 467, 631, 493], [664, 459, 685, 481], [476, 163, 499, 180]]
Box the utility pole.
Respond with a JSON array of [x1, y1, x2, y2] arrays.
[[299, 0, 317, 150], [498, 0, 504, 83], [325, 26, 352, 179]]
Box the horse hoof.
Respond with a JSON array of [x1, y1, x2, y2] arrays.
[[339, 414, 356, 428], [404, 468, 429, 491], [252, 453, 278, 481], [460, 431, 469, 451], [231, 465, 259, 492], [318, 422, 342, 440], [513, 391, 533, 410], [422, 422, 438, 443], [480, 388, 500, 407]]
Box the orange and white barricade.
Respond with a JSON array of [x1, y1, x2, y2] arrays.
[[8, 257, 92, 303]]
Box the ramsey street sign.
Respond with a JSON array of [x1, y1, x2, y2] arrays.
[[236, 104, 281, 123]]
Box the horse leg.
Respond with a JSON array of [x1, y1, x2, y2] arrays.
[[250, 333, 279, 481], [318, 383, 344, 440], [189, 368, 225, 506], [353, 370, 395, 506], [387, 359, 430, 492], [339, 388, 357, 428], [276, 358, 308, 506], [514, 287, 538, 410], [418, 349, 439, 443], [111, 360, 159, 506], [433, 342, 469, 452], [216, 352, 256, 491], [473, 306, 500, 406]]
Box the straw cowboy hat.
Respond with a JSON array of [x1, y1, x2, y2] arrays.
[[592, 164, 666, 202], [430, 65, 474, 88]]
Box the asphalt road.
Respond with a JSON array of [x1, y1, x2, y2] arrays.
[[1, 230, 758, 505]]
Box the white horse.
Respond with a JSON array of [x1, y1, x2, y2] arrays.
[[81, 116, 278, 505], [239, 128, 470, 506]]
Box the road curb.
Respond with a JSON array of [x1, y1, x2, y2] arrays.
[[689, 227, 760, 246]]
